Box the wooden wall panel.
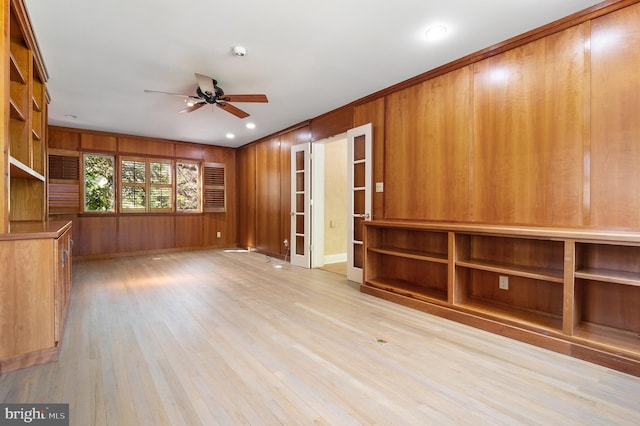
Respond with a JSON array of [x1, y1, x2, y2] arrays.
[[385, 67, 472, 221], [176, 142, 204, 160], [355, 98, 385, 220], [48, 128, 79, 150], [76, 216, 117, 257], [117, 137, 175, 157], [175, 215, 202, 248], [472, 26, 585, 225], [118, 215, 174, 253], [204, 146, 237, 246], [310, 105, 354, 141], [590, 3, 640, 228], [80, 133, 117, 152], [236, 144, 256, 249], [255, 138, 281, 254]]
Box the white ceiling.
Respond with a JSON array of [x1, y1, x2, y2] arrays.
[[25, 0, 604, 148]]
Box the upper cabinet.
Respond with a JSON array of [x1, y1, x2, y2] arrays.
[[4, 0, 50, 228]]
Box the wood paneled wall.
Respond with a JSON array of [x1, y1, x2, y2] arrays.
[[237, 125, 311, 257], [237, 1, 640, 256], [47, 127, 237, 259]]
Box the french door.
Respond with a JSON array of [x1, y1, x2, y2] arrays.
[[290, 143, 311, 268], [346, 123, 372, 282]]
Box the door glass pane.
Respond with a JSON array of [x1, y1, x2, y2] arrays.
[[296, 235, 305, 255], [296, 193, 305, 212], [353, 216, 364, 242], [354, 162, 365, 188], [354, 135, 366, 161], [353, 244, 363, 268], [296, 172, 304, 192], [296, 215, 304, 234], [296, 151, 305, 171], [354, 189, 365, 215]]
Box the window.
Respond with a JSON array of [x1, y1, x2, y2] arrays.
[[149, 160, 173, 211], [121, 158, 147, 212], [83, 153, 115, 212], [120, 157, 174, 213], [176, 161, 200, 212]]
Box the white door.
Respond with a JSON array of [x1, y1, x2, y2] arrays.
[[347, 123, 372, 282], [290, 143, 311, 268]]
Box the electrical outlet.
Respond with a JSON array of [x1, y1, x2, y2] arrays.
[[375, 182, 384, 193], [499, 275, 509, 290], [216, 231, 221, 238]]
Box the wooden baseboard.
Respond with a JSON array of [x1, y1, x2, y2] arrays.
[[0, 346, 59, 374]]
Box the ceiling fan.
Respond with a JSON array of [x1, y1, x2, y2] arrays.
[[144, 73, 268, 118]]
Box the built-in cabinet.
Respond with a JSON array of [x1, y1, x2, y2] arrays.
[[1, 0, 73, 373], [363, 221, 640, 376], [7, 0, 48, 224], [0, 221, 72, 373]]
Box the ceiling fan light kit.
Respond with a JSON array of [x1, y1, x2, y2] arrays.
[[145, 72, 268, 118]]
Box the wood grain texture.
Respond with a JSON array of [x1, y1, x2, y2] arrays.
[[1, 249, 639, 424], [47, 127, 80, 150], [236, 144, 256, 249], [310, 104, 354, 141], [175, 215, 203, 248], [385, 67, 472, 221], [117, 215, 175, 253], [80, 133, 116, 152], [255, 137, 281, 255], [590, 3, 640, 228], [0, 238, 54, 359], [472, 25, 585, 225]]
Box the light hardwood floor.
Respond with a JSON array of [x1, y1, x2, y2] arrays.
[[1, 249, 639, 425]]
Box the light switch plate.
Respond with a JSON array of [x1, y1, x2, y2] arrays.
[[375, 182, 384, 193]]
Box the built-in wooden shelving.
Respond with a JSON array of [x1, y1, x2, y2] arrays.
[[363, 220, 640, 377]]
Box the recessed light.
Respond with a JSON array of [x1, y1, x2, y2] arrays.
[[246, 122, 256, 129], [226, 133, 235, 139], [64, 114, 78, 119], [425, 25, 448, 41], [232, 46, 247, 56]]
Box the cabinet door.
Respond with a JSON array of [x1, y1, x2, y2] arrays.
[[54, 230, 72, 343]]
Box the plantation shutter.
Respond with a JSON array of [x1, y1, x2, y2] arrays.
[[48, 151, 81, 213], [203, 162, 226, 213]]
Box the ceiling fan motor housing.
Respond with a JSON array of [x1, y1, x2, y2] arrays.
[[196, 85, 225, 104]]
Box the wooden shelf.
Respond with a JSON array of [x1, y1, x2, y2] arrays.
[[9, 52, 26, 84], [363, 220, 640, 377], [9, 99, 26, 121], [457, 298, 563, 332], [574, 322, 640, 356], [9, 156, 45, 181], [368, 246, 447, 263], [456, 259, 564, 283], [365, 278, 448, 303], [32, 96, 41, 112], [32, 128, 41, 141], [575, 268, 640, 287]]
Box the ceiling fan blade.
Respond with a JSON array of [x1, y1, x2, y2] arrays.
[[144, 89, 196, 99], [221, 94, 268, 103], [194, 73, 217, 97], [178, 102, 207, 113], [216, 102, 249, 119]]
